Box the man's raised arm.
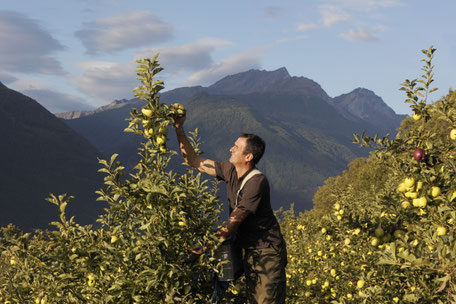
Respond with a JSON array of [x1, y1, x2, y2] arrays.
[[174, 115, 217, 177]]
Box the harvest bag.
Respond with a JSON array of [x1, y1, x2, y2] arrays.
[[215, 169, 262, 281]]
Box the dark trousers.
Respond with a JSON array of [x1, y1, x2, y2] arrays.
[[243, 243, 287, 304]]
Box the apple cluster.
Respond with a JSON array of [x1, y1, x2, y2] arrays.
[[139, 103, 186, 153]]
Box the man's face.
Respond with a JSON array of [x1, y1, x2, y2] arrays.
[[229, 137, 250, 165]]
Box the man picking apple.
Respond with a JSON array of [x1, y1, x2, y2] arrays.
[[173, 113, 287, 304]]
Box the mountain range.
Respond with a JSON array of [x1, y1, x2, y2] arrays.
[[55, 67, 406, 213], [0, 67, 407, 230], [0, 82, 105, 231]]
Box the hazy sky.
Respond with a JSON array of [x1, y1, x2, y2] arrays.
[[1, 0, 454, 114]]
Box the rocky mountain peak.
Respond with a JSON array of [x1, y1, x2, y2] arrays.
[[331, 87, 405, 131], [208, 67, 291, 94]]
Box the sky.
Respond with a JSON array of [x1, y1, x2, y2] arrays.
[[0, 1, 455, 114]]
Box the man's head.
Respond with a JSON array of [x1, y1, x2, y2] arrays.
[[229, 133, 265, 166]]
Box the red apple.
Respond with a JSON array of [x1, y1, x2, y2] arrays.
[[413, 148, 425, 162]]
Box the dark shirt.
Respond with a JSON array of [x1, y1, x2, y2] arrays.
[[215, 161, 284, 249]]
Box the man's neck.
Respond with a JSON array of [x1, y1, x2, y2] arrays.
[[235, 163, 254, 179]]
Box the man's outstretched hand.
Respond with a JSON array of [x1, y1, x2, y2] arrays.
[[173, 113, 186, 129]]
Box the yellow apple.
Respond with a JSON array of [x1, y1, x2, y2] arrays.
[[371, 237, 380, 247], [404, 177, 415, 188], [405, 192, 418, 199], [141, 108, 153, 118], [87, 274, 96, 287], [437, 226, 447, 236], [357, 279, 365, 289], [397, 182, 407, 192], [418, 196, 427, 208], [111, 235, 118, 243], [401, 200, 411, 209], [416, 181, 423, 191], [412, 113, 422, 120], [431, 186, 441, 197], [451, 191, 456, 202], [333, 202, 341, 210], [142, 119, 150, 127], [450, 129, 456, 140], [156, 135, 166, 145]]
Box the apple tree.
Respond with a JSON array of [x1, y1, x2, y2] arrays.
[[0, 55, 237, 303], [281, 46, 456, 303]]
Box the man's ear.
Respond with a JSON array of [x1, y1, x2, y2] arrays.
[[245, 153, 254, 162]]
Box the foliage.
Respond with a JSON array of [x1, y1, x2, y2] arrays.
[[3, 45, 456, 304], [280, 46, 456, 303], [0, 55, 233, 303]]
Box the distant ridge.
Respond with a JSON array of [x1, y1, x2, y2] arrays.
[[55, 99, 134, 120]]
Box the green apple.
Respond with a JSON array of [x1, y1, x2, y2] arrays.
[[393, 230, 405, 239], [374, 227, 384, 238], [158, 126, 168, 136]]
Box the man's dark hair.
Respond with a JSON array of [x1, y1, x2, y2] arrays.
[[241, 133, 266, 165]]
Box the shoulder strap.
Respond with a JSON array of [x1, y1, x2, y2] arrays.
[[235, 169, 262, 207]]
